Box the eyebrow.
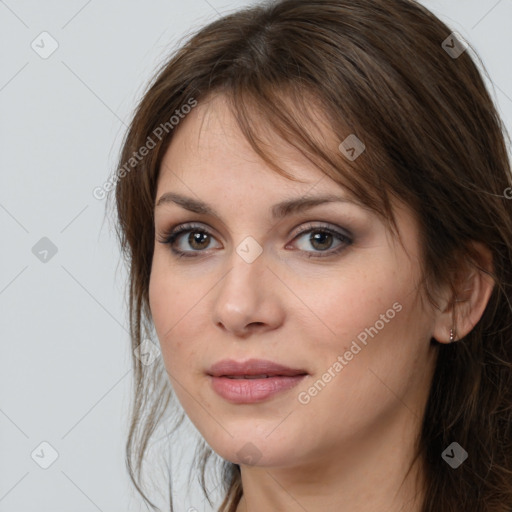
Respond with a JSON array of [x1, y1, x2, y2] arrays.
[[155, 191, 361, 219]]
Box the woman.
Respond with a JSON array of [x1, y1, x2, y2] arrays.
[[109, 0, 512, 510]]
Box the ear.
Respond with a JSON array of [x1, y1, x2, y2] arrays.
[[432, 241, 495, 344]]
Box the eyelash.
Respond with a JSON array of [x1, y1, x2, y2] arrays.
[[157, 222, 353, 259]]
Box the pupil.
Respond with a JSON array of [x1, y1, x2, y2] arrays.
[[311, 232, 332, 250], [190, 231, 209, 250]]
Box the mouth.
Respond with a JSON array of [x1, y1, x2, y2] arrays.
[[206, 359, 308, 404], [223, 374, 304, 379], [207, 358, 308, 378]]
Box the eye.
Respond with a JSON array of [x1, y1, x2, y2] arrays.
[[156, 222, 220, 258], [287, 222, 353, 258], [156, 221, 353, 259]]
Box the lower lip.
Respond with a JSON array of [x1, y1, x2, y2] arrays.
[[209, 374, 307, 404]]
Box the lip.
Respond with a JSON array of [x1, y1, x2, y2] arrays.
[[207, 359, 308, 404], [207, 358, 308, 377]]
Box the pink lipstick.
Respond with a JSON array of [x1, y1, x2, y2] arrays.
[[207, 358, 308, 404]]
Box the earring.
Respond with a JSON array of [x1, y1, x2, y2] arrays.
[[449, 328, 456, 343]]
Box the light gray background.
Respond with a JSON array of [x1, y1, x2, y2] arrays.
[[1, 1, 511, 511]]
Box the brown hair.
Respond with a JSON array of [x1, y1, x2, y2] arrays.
[[108, 0, 512, 510]]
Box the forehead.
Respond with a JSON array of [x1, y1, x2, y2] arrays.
[[158, 93, 340, 195]]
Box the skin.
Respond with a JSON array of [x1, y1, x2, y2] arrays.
[[148, 93, 494, 512]]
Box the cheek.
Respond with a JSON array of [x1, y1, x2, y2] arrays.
[[292, 264, 406, 343], [149, 264, 171, 339], [149, 262, 183, 350], [296, 260, 425, 390], [292, 280, 429, 438], [149, 250, 193, 328], [148, 261, 205, 374]]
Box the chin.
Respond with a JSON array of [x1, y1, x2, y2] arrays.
[[197, 422, 298, 468]]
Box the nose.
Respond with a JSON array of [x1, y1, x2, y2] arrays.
[[212, 246, 285, 337]]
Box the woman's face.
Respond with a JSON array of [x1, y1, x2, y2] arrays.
[[149, 94, 439, 469]]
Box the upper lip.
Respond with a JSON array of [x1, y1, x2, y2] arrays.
[[207, 358, 308, 377]]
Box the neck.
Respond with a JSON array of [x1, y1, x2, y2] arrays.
[[234, 407, 426, 512]]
